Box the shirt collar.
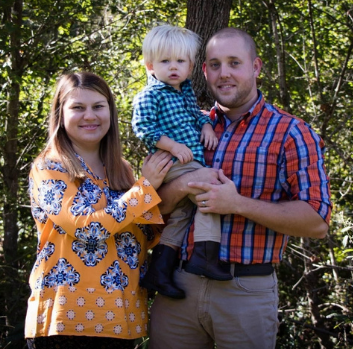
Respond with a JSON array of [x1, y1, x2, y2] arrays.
[[212, 90, 264, 125]]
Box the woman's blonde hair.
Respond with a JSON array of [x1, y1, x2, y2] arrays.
[[40, 71, 135, 191], [142, 24, 201, 65]]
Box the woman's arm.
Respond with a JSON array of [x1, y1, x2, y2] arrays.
[[30, 152, 173, 240]]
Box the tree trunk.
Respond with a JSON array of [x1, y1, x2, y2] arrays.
[[186, 0, 232, 109], [266, 0, 291, 112], [0, 0, 23, 337], [3, 1, 22, 267]]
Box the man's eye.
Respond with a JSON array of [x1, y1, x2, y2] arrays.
[[231, 61, 239, 66], [210, 63, 220, 69]]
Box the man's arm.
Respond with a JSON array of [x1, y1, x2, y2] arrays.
[[157, 167, 220, 215], [189, 169, 329, 239]]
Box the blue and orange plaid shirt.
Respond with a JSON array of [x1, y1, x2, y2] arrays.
[[182, 91, 332, 264]]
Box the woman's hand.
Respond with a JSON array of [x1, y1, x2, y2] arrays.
[[142, 150, 173, 189]]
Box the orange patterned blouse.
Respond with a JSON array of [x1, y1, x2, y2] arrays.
[[25, 155, 163, 340]]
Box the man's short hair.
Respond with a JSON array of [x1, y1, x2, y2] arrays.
[[207, 27, 258, 60]]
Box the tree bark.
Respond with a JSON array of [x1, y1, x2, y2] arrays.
[[186, 0, 232, 109], [3, 1, 22, 268], [265, 0, 291, 112]]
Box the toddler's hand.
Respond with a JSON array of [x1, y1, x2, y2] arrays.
[[201, 124, 218, 150], [170, 143, 193, 164]]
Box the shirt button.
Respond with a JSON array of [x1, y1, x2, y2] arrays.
[[215, 158, 220, 162], [224, 133, 229, 138]]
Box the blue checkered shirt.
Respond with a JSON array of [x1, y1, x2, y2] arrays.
[[132, 75, 211, 165]]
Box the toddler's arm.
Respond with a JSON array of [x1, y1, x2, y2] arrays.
[[157, 136, 193, 164], [200, 123, 218, 150]]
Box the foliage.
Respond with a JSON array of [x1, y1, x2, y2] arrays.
[[0, 0, 352, 348]]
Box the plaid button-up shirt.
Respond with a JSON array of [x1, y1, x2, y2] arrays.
[[182, 91, 332, 264], [132, 75, 211, 165]]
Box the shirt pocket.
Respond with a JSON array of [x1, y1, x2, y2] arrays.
[[232, 146, 280, 198]]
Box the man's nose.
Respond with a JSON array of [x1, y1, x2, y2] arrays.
[[219, 64, 231, 78]]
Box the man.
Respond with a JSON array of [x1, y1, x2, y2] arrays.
[[149, 27, 332, 349]]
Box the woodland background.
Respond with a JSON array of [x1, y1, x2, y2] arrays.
[[0, 0, 352, 348]]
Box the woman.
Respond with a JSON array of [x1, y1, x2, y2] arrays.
[[25, 72, 173, 349]]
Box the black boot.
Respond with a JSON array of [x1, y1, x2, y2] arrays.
[[140, 244, 185, 299], [184, 241, 233, 281]]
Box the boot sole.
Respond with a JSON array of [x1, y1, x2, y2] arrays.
[[140, 279, 186, 299], [184, 265, 233, 281]]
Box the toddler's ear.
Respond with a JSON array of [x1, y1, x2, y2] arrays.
[[146, 62, 154, 74]]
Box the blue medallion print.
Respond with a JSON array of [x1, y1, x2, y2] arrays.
[[43, 258, 80, 288], [31, 201, 48, 224], [38, 179, 66, 215], [72, 222, 110, 266], [36, 158, 68, 173], [115, 232, 141, 269], [101, 260, 128, 292], [75, 153, 96, 178], [34, 274, 45, 290], [53, 223, 66, 234], [29, 178, 48, 224], [34, 242, 55, 269], [104, 188, 127, 223], [71, 178, 102, 216]]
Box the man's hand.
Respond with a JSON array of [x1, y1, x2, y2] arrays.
[[188, 169, 238, 214], [189, 169, 329, 239]]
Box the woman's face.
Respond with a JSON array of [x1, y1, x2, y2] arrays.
[[62, 88, 111, 153]]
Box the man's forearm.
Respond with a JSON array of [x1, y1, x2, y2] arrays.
[[236, 197, 329, 239], [190, 170, 329, 239]]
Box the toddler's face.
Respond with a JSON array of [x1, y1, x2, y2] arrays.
[[146, 52, 193, 91]]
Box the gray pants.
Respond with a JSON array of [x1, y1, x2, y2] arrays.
[[149, 267, 279, 349], [159, 160, 221, 247]]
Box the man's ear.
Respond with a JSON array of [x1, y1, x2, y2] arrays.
[[253, 57, 262, 77], [145, 62, 154, 74]]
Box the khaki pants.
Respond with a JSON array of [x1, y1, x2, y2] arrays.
[[160, 160, 221, 247], [149, 267, 279, 349]]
